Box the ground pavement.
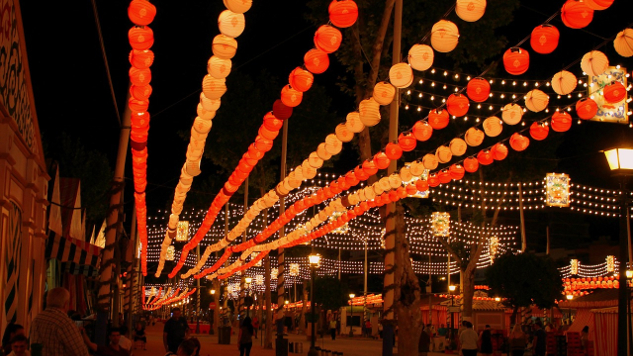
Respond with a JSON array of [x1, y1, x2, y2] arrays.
[[130, 323, 451, 356]]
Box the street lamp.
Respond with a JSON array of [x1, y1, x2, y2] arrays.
[[349, 293, 356, 337], [448, 285, 456, 337], [603, 146, 633, 356], [308, 254, 321, 356], [211, 289, 216, 295], [244, 277, 253, 317]]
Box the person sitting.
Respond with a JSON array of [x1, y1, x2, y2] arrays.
[[82, 327, 130, 356], [6, 334, 30, 356], [2, 323, 25, 355], [133, 322, 147, 350]]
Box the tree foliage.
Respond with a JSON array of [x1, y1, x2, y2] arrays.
[[486, 252, 563, 310], [313, 275, 346, 311]]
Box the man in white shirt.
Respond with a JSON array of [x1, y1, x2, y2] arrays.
[[458, 321, 479, 356], [119, 326, 133, 352]]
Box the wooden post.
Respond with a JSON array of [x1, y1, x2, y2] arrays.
[[518, 183, 527, 252], [277, 120, 288, 337]]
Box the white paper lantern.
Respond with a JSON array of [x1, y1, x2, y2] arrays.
[[202, 75, 227, 100], [212, 35, 238, 59], [223, 0, 252, 14], [501, 104, 523, 125], [580, 50, 608, 77], [450, 138, 468, 156], [551, 71, 577, 95], [389, 63, 414, 88], [373, 82, 396, 105], [345, 112, 365, 133], [431, 20, 459, 53], [200, 93, 221, 112], [408, 44, 434, 71], [483, 116, 503, 137], [218, 10, 246, 38], [436, 146, 452, 163], [207, 56, 232, 79], [524, 89, 549, 113], [422, 153, 439, 170], [614, 28, 633, 57], [359, 98, 381, 127], [455, 0, 486, 22]]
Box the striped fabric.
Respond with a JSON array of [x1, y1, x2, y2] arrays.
[[593, 311, 616, 356], [45, 232, 100, 275], [3, 202, 22, 325]]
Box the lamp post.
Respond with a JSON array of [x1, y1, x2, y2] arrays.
[[603, 146, 633, 356], [308, 254, 321, 356], [348, 293, 356, 337], [245, 277, 252, 317], [627, 270, 633, 356], [448, 285, 456, 338], [566, 294, 574, 324]]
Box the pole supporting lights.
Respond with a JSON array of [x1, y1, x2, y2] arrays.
[[603, 146, 633, 356], [448, 285, 456, 340], [349, 293, 355, 337], [308, 254, 321, 356]]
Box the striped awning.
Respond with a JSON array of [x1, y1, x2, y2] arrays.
[[46, 233, 101, 275]]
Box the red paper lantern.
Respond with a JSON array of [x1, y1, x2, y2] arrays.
[[428, 174, 440, 187], [438, 170, 451, 184], [584, 0, 613, 10], [449, 164, 465, 180], [509, 133, 530, 152], [128, 0, 157, 26], [385, 143, 403, 160], [129, 67, 152, 86], [530, 25, 560, 54], [491, 143, 508, 161], [258, 125, 279, 140], [575, 98, 598, 120], [289, 67, 314, 93], [406, 183, 418, 196], [446, 94, 470, 117], [263, 113, 283, 131], [129, 97, 149, 112], [130, 84, 152, 101], [354, 166, 369, 181], [362, 160, 378, 176], [466, 77, 491, 103], [398, 133, 417, 152], [428, 109, 449, 129], [272, 99, 293, 120], [603, 81, 627, 104], [561, 0, 594, 29], [551, 112, 572, 132], [346, 172, 359, 186], [304, 48, 330, 74], [281, 85, 303, 108], [415, 179, 429, 192], [374, 152, 390, 170], [503, 47, 529, 75], [314, 25, 342, 54], [328, 0, 358, 28], [255, 136, 273, 152], [412, 120, 433, 141], [128, 27, 154, 50], [529, 122, 549, 141], [129, 49, 154, 69], [477, 150, 493, 165]]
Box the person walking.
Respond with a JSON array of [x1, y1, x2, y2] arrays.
[[329, 318, 337, 340], [532, 321, 546, 356], [479, 325, 493, 356], [509, 324, 527, 356], [29, 287, 89, 356], [238, 317, 256, 356], [163, 308, 190, 354], [458, 321, 479, 356]]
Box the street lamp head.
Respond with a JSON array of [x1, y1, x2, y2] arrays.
[[285, 300, 289, 305], [308, 254, 321, 266], [349, 293, 355, 299], [603, 147, 633, 175], [627, 270, 633, 279], [566, 294, 574, 300], [210, 289, 216, 295], [245, 277, 252, 284], [449, 285, 457, 292], [494, 297, 501, 302]]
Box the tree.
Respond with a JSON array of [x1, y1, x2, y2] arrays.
[[313, 275, 346, 311], [486, 252, 563, 324]]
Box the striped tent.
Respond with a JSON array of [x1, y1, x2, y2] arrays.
[[45, 233, 101, 276], [592, 307, 617, 356]]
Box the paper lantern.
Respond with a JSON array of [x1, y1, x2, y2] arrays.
[[551, 112, 572, 132], [431, 20, 459, 53], [464, 127, 485, 147], [412, 120, 433, 141], [551, 71, 577, 95], [281, 85, 303, 108], [614, 29, 633, 57], [575, 98, 598, 120], [398, 133, 417, 152], [316, 143, 332, 160], [422, 154, 439, 170], [446, 94, 470, 117], [509, 133, 530, 152], [131, 84, 152, 101], [450, 138, 467, 156], [202, 75, 227, 100], [431, 212, 450, 236], [200, 94, 221, 112], [314, 25, 342, 54], [491, 143, 508, 161], [374, 152, 390, 169], [129, 49, 154, 69], [129, 97, 149, 112], [289, 67, 314, 93], [530, 122, 549, 141], [415, 179, 429, 192], [428, 109, 449, 129], [129, 67, 152, 86], [409, 161, 426, 177], [603, 81, 627, 104], [385, 143, 402, 160], [449, 164, 465, 180], [373, 82, 396, 105], [466, 77, 490, 102], [530, 24, 560, 54], [328, 0, 358, 29], [501, 104, 523, 125], [345, 112, 365, 133], [524, 89, 549, 113], [128, 0, 156, 26], [207, 56, 232, 79], [389, 63, 414, 88], [218, 10, 245, 38], [503, 47, 529, 75], [584, 0, 613, 10], [436, 146, 452, 163], [438, 170, 452, 184], [128, 27, 154, 50], [546, 173, 571, 207], [335, 123, 354, 142], [483, 116, 503, 137], [561, 0, 594, 29], [212, 35, 238, 60], [477, 150, 493, 165], [464, 157, 479, 172], [166, 246, 175, 261], [304, 49, 330, 74], [581, 50, 608, 76], [273, 99, 293, 120], [455, 0, 486, 22], [223, 0, 252, 14], [362, 160, 378, 176], [408, 44, 434, 72], [427, 173, 440, 187], [359, 98, 381, 127], [325, 134, 343, 155], [259, 125, 278, 140]]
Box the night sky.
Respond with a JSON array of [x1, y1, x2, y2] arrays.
[[17, 0, 633, 251]]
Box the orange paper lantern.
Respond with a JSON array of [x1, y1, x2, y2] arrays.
[[385, 143, 403, 160], [415, 179, 429, 192], [359, 98, 381, 127], [212, 35, 238, 60], [524, 89, 549, 113], [389, 63, 414, 89], [218, 10, 246, 38], [328, 0, 359, 28], [373, 82, 396, 106], [412, 120, 433, 141], [362, 160, 378, 176], [129, 49, 154, 69], [551, 70, 577, 95], [431, 20, 459, 53], [223, 0, 252, 14], [455, 0, 486, 22], [530, 25, 559, 54], [428, 109, 449, 129], [446, 94, 470, 117], [273, 100, 293, 120], [314, 25, 342, 54], [614, 29, 633, 58], [289, 67, 314, 93], [408, 44, 434, 71], [551, 112, 572, 132], [449, 164, 465, 180], [491, 143, 508, 161], [129, 97, 149, 112], [464, 157, 479, 173], [465, 127, 485, 147], [374, 152, 390, 170], [503, 47, 529, 75], [466, 77, 490, 102], [129, 67, 152, 86], [509, 133, 530, 152], [581, 50, 608, 76], [438, 170, 451, 184], [529, 122, 549, 141], [575, 98, 598, 120], [398, 133, 417, 152], [281, 85, 303, 108], [477, 150, 493, 165], [304, 49, 330, 74], [128, 27, 154, 50], [130, 84, 152, 101], [603, 81, 627, 104], [561, 0, 594, 29], [128, 0, 157, 26], [583, 0, 613, 10], [427, 174, 440, 187], [207, 56, 232, 79]]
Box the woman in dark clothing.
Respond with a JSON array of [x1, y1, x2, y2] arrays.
[[238, 317, 256, 356], [479, 325, 493, 356]]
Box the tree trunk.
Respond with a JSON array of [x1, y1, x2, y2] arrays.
[[264, 254, 273, 349], [394, 204, 424, 356], [299, 280, 308, 335]]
